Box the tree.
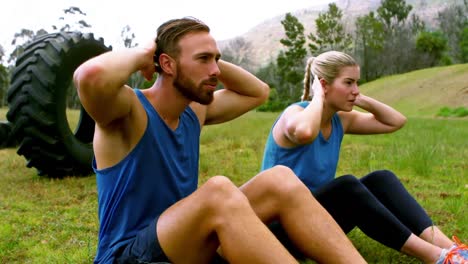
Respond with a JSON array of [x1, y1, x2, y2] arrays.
[[220, 37, 253, 72], [308, 3, 352, 54], [374, 0, 424, 75], [53, 6, 94, 108], [350, 0, 431, 78], [277, 13, 308, 102], [52, 6, 91, 32], [255, 61, 280, 89], [8, 6, 92, 66], [437, 0, 468, 63], [120, 25, 153, 89], [354, 11, 385, 82], [377, 0, 412, 33], [416, 31, 449, 66], [460, 26, 468, 62], [255, 61, 286, 112], [409, 13, 426, 34], [8, 29, 48, 65], [0, 44, 4, 63], [121, 25, 138, 49], [0, 44, 8, 107]]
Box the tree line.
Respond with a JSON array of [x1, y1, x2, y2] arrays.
[[223, 0, 468, 111], [1, 0, 467, 111]]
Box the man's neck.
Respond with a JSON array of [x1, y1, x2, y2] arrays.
[[144, 79, 191, 130]]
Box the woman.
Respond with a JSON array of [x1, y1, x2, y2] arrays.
[[262, 51, 467, 263]]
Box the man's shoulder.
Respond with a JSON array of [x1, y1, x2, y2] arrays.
[[188, 102, 205, 127]]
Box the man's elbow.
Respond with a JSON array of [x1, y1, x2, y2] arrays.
[[73, 62, 105, 94]]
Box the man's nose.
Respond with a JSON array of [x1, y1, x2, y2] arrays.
[[210, 62, 220, 76]]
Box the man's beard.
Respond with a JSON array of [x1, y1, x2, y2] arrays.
[[173, 64, 216, 105]]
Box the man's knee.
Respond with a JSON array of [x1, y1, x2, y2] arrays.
[[201, 176, 251, 218]]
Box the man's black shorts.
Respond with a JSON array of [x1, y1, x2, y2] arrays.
[[114, 217, 227, 264], [114, 217, 170, 263]]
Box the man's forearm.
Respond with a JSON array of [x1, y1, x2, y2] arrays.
[[75, 48, 151, 96], [217, 60, 269, 99]]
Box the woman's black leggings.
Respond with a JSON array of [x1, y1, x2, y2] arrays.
[[313, 170, 433, 250]]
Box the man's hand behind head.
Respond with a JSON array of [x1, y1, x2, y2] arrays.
[[140, 40, 157, 80]]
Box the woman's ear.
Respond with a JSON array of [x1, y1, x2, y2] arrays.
[[319, 78, 329, 93], [159, 53, 176, 75]]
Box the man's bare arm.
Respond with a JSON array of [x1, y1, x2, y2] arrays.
[[73, 44, 155, 127], [203, 60, 270, 125]]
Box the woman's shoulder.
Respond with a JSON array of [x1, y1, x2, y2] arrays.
[[294, 101, 309, 108]]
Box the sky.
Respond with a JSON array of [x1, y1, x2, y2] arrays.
[[1, 0, 333, 60]]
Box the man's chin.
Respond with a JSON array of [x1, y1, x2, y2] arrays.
[[200, 98, 214, 105], [197, 96, 214, 105]]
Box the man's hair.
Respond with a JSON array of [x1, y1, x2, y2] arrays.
[[154, 17, 210, 73], [301, 51, 357, 101]]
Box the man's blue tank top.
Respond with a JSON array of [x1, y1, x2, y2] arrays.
[[261, 101, 344, 192], [93, 89, 200, 263]]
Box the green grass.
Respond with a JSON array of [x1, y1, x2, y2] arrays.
[[0, 64, 467, 263], [338, 117, 468, 263], [2, 108, 466, 263], [202, 112, 467, 264], [360, 64, 468, 118]]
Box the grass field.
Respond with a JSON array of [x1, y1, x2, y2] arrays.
[[0, 108, 466, 263], [0, 64, 467, 263]]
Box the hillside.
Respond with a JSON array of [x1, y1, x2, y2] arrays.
[[218, 0, 465, 70], [359, 63, 468, 117]]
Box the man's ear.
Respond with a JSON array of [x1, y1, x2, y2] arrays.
[[159, 53, 176, 75]]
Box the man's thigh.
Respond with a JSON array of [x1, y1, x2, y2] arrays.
[[116, 201, 227, 264], [268, 221, 306, 261], [155, 182, 224, 263]]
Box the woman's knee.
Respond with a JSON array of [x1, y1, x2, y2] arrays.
[[333, 175, 362, 189], [331, 175, 370, 198], [336, 174, 359, 184], [361, 169, 399, 186], [258, 165, 310, 199]]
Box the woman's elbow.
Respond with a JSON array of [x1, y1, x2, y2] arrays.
[[389, 115, 407, 132], [287, 126, 316, 145], [258, 82, 270, 104], [396, 115, 407, 129]]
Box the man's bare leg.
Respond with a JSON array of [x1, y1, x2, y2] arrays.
[[241, 165, 367, 264], [157, 176, 298, 264]]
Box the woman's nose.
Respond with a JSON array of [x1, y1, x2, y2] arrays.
[[352, 84, 360, 94]]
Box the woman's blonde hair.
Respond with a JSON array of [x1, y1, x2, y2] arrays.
[[301, 51, 357, 101]]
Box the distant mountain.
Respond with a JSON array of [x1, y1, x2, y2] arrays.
[[218, 0, 464, 71]]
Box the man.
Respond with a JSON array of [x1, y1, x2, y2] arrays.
[[74, 17, 366, 264]]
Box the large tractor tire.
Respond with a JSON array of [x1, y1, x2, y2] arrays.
[[6, 32, 111, 177]]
